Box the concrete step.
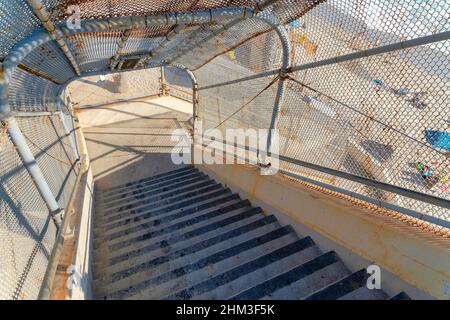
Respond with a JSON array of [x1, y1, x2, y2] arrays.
[[100, 182, 223, 219], [99, 166, 196, 197], [228, 251, 346, 300], [95, 194, 244, 259], [99, 225, 294, 299], [92, 168, 392, 300], [98, 172, 210, 212], [259, 258, 352, 300], [97, 170, 202, 205], [101, 177, 215, 212], [96, 195, 246, 243], [388, 292, 411, 300], [95, 187, 233, 227], [95, 216, 282, 296], [338, 286, 388, 300], [94, 207, 266, 279], [94, 183, 226, 234], [93, 198, 254, 267], [175, 239, 323, 300]]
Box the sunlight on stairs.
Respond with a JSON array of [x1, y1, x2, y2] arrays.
[[92, 167, 409, 300]]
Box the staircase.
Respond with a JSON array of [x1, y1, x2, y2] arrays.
[[92, 166, 408, 300]]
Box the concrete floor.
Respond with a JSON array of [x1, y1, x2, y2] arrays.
[[78, 96, 193, 190]]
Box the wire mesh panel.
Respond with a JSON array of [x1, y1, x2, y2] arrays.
[[0, 0, 43, 59], [194, 0, 449, 228], [196, 28, 283, 135], [0, 131, 57, 300], [280, 0, 450, 223], [51, 0, 259, 21], [21, 41, 77, 84], [8, 68, 62, 113], [66, 31, 123, 74]]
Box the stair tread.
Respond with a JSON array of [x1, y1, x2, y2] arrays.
[[97, 188, 235, 227], [101, 166, 196, 194], [99, 170, 203, 202], [338, 286, 388, 300], [183, 242, 322, 300], [100, 225, 296, 299], [102, 177, 215, 211], [231, 251, 349, 300], [92, 168, 391, 300], [93, 201, 258, 266], [388, 292, 411, 300], [261, 261, 352, 300], [305, 269, 371, 300], [99, 172, 209, 207], [97, 198, 249, 242], [95, 219, 283, 297]]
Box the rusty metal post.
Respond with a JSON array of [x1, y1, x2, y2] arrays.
[[254, 13, 292, 169], [160, 66, 167, 96], [26, 0, 81, 76], [168, 63, 198, 165], [111, 29, 132, 71], [167, 0, 284, 64]]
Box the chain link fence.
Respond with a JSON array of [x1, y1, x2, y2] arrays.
[[194, 0, 450, 232]]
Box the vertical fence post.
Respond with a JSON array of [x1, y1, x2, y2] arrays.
[[257, 14, 292, 166], [169, 63, 199, 166], [57, 88, 80, 161], [160, 66, 167, 96]]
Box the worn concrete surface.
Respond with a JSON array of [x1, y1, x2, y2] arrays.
[[77, 96, 193, 190]]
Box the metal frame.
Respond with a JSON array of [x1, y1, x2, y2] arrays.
[[25, 0, 81, 76], [110, 29, 132, 70], [199, 135, 450, 217], [6, 118, 65, 226], [0, 4, 448, 231], [166, 63, 198, 164], [0, 8, 256, 229], [253, 13, 292, 159], [167, 0, 282, 64]]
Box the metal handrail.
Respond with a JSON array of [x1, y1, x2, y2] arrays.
[[197, 135, 450, 221], [37, 155, 84, 299]]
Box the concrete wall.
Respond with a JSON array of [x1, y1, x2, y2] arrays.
[[198, 160, 450, 299], [77, 96, 193, 128], [70, 167, 95, 300]]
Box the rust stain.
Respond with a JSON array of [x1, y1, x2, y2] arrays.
[[17, 64, 60, 84]]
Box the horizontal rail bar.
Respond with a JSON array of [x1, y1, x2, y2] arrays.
[[199, 30, 450, 90], [278, 154, 450, 210], [198, 138, 450, 228], [26, 0, 81, 76], [198, 134, 450, 210], [278, 169, 450, 229]]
